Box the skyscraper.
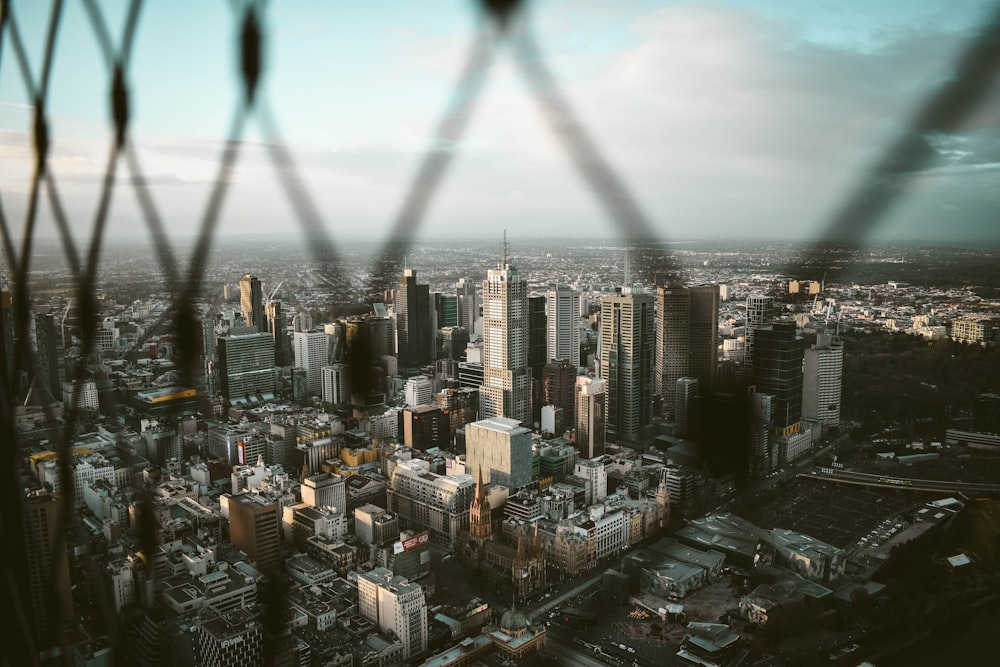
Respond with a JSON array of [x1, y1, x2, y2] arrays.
[[21, 489, 73, 652], [744, 294, 774, 380], [600, 288, 654, 443], [466, 416, 533, 490], [358, 568, 428, 659], [546, 286, 580, 365], [218, 332, 277, 403], [542, 358, 576, 429], [575, 376, 606, 459], [655, 285, 719, 415], [802, 333, 844, 428], [675, 376, 699, 436], [264, 299, 287, 366], [228, 493, 282, 574], [240, 275, 265, 332], [480, 239, 531, 425], [397, 269, 432, 368], [456, 277, 479, 336], [528, 294, 547, 426], [294, 331, 329, 396], [434, 292, 459, 329], [751, 320, 804, 429]]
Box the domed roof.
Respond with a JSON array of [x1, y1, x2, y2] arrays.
[[500, 607, 529, 633]]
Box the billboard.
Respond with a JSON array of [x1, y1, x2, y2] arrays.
[[401, 531, 430, 551]]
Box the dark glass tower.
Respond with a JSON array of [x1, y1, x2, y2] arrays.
[[397, 270, 432, 368]]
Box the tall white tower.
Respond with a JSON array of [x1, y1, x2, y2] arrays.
[[480, 234, 531, 425], [802, 333, 844, 427], [546, 285, 580, 365], [294, 331, 328, 396]]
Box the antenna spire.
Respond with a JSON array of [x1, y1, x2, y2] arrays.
[[624, 230, 632, 288], [503, 228, 509, 266]]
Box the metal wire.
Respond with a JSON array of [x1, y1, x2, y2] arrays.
[[0, 0, 997, 664]]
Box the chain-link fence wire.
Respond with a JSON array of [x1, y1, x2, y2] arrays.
[[1, 0, 999, 664]]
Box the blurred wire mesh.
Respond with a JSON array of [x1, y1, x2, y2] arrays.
[[1, 0, 998, 665]]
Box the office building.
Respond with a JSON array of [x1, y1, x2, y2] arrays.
[[294, 331, 328, 396], [62, 379, 99, 411], [576, 376, 607, 459], [264, 299, 287, 366], [197, 608, 262, 667], [656, 285, 719, 415], [386, 459, 475, 546], [456, 277, 479, 336], [401, 404, 450, 451], [358, 568, 428, 659], [480, 241, 532, 425], [404, 375, 434, 407], [752, 321, 804, 429], [465, 416, 533, 490], [675, 377, 699, 436], [302, 472, 346, 513], [397, 269, 432, 367], [802, 333, 844, 428], [240, 274, 265, 332], [744, 294, 774, 379], [546, 286, 580, 365], [228, 493, 282, 574], [33, 312, 63, 402], [321, 363, 350, 405], [218, 332, 277, 403], [600, 288, 655, 442], [542, 358, 576, 428], [22, 489, 74, 653], [435, 292, 459, 329], [437, 326, 469, 361]]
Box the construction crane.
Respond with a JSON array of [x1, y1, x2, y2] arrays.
[[266, 280, 284, 303]]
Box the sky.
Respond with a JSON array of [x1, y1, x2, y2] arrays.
[[1, 0, 999, 253]]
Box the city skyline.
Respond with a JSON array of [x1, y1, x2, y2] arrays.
[[0, 1, 997, 250]]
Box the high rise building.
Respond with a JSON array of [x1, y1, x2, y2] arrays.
[[456, 277, 479, 336], [802, 333, 844, 428], [434, 292, 459, 329], [21, 489, 73, 652], [528, 294, 547, 425], [197, 609, 263, 667], [397, 269, 432, 367], [480, 241, 531, 425], [33, 312, 63, 403], [542, 359, 576, 429], [465, 416, 533, 490], [240, 275, 265, 332], [752, 392, 776, 477], [546, 286, 580, 365], [655, 285, 718, 415], [751, 320, 804, 429], [264, 299, 287, 366], [358, 568, 428, 660], [437, 326, 470, 362], [218, 332, 277, 403], [294, 331, 328, 396], [302, 472, 346, 512], [321, 363, 350, 405], [600, 288, 655, 443], [400, 405, 450, 451], [675, 376, 699, 436], [744, 294, 774, 380], [404, 375, 434, 407], [575, 376, 606, 459], [228, 493, 282, 574]]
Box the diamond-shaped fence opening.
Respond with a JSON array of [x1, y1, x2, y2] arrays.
[[1, 1, 999, 664]]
